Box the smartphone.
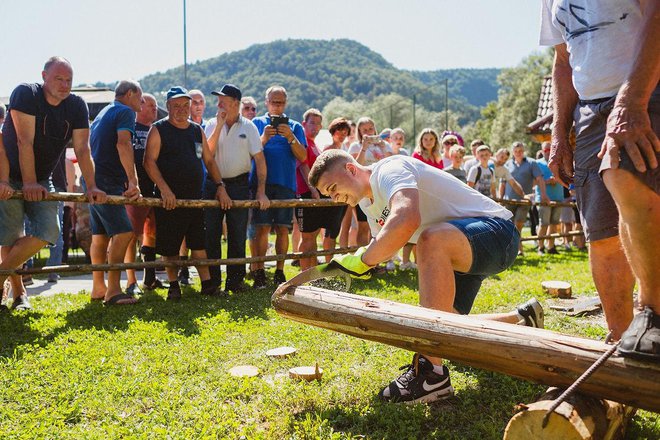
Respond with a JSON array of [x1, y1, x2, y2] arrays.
[[270, 115, 289, 127]]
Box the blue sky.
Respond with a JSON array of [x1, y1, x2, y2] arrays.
[[0, 0, 544, 96]]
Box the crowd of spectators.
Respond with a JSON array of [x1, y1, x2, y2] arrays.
[[0, 56, 584, 309]]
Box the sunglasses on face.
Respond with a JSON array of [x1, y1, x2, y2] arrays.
[[243, 106, 256, 111]]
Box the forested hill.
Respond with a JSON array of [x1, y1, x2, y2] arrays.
[[136, 39, 500, 123]]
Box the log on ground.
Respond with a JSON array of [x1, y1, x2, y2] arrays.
[[271, 286, 660, 413], [504, 388, 635, 440]]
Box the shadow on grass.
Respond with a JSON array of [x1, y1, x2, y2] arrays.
[[292, 365, 544, 440], [293, 362, 659, 440], [0, 284, 276, 360]]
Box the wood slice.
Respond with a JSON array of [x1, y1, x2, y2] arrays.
[[542, 280, 572, 298], [289, 363, 323, 381], [228, 365, 260, 377], [266, 346, 297, 358]]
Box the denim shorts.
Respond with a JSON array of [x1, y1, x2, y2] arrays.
[[446, 216, 520, 314], [0, 180, 60, 245], [251, 184, 295, 228], [85, 180, 133, 237]]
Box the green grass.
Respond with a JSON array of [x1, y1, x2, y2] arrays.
[[1, 243, 658, 439]]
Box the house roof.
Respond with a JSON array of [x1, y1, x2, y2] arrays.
[[527, 75, 553, 134]]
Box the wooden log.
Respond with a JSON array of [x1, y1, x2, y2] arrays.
[[504, 388, 635, 440], [493, 197, 577, 208], [0, 246, 359, 276], [271, 287, 660, 412], [9, 191, 344, 209], [520, 231, 584, 242], [542, 280, 573, 298]]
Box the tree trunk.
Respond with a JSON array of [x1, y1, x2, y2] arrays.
[[504, 388, 636, 440], [272, 286, 660, 412]]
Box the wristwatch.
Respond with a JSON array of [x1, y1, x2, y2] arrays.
[[215, 180, 225, 188]]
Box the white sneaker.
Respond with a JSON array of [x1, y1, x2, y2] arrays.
[[385, 261, 396, 271]]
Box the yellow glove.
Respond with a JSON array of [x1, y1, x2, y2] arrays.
[[329, 247, 374, 279]]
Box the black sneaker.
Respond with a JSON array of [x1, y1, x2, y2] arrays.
[[546, 247, 559, 255], [252, 269, 267, 290], [11, 295, 32, 310], [225, 281, 248, 294], [517, 298, 544, 328], [273, 270, 286, 286], [617, 307, 660, 361], [178, 273, 190, 286], [167, 285, 182, 301], [125, 282, 143, 296], [143, 278, 168, 291], [379, 354, 454, 404]]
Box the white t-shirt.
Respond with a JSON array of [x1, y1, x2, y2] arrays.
[[539, 0, 645, 100], [348, 141, 393, 166], [359, 156, 512, 244], [467, 164, 494, 197], [205, 116, 262, 178]]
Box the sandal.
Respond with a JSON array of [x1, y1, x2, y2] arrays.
[[103, 293, 138, 306]]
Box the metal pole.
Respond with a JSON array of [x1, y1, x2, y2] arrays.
[[390, 106, 393, 128], [183, 0, 188, 88], [412, 94, 416, 142], [445, 78, 449, 130]]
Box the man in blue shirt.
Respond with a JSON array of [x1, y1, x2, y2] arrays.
[[88, 80, 143, 306], [250, 86, 307, 288], [504, 142, 548, 255], [0, 56, 106, 310], [535, 142, 565, 254]]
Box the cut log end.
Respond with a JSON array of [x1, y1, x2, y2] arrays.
[[504, 388, 634, 440]]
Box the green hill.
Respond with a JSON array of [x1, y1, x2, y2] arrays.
[[131, 39, 499, 124]]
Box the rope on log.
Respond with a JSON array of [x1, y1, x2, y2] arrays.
[[9, 191, 578, 209], [0, 246, 360, 276]]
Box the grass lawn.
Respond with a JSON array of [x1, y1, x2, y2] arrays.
[[1, 243, 658, 439]]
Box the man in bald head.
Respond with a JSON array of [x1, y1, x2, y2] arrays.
[[0, 56, 106, 310]]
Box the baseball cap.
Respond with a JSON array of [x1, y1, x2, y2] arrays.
[[212, 84, 242, 101], [166, 86, 191, 101]]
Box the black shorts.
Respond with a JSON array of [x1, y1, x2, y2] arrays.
[[294, 192, 346, 239], [355, 203, 367, 222], [154, 207, 206, 257]]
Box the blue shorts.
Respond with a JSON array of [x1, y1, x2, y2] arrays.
[[251, 184, 295, 228], [446, 216, 519, 314], [85, 180, 133, 237], [0, 180, 60, 245]]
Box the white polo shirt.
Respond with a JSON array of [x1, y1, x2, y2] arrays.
[[205, 116, 262, 179]]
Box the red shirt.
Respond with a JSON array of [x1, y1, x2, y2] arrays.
[[412, 152, 444, 169], [296, 135, 320, 194]]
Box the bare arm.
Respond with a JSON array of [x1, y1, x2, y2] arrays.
[[599, 2, 660, 171], [200, 128, 231, 210], [549, 43, 580, 187], [362, 188, 421, 266], [298, 162, 319, 199], [143, 127, 175, 210], [535, 175, 550, 204], [253, 151, 270, 210], [71, 128, 106, 203], [12, 109, 47, 201], [116, 130, 140, 200], [507, 177, 525, 198]]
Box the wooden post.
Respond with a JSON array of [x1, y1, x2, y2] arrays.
[[504, 388, 636, 440], [272, 286, 660, 412]]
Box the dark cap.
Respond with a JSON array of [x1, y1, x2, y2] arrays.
[[166, 86, 191, 101], [212, 84, 242, 101]]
